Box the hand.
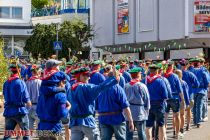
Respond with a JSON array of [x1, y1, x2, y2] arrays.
[[128, 121, 134, 132], [26, 101, 32, 108], [66, 101, 71, 110]]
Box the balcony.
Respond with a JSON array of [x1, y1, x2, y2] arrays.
[[31, 7, 89, 18]]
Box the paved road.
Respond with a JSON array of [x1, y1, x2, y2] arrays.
[[0, 106, 209, 140]]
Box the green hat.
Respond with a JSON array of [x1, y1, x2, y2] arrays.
[[9, 63, 22, 69], [66, 60, 73, 66], [59, 66, 66, 72], [157, 63, 163, 69], [149, 64, 160, 69], [129, 67, 142, 73], [92, 60, 102, 65], [189, 58, 200, 62], [73, 67, 90, 76], [116, 65, 120, 70], [70, 69, 77, 75]]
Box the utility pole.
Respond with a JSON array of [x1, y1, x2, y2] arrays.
[[56, 23, 59, 59]]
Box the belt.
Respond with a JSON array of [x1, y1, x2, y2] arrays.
[[150, 100, 164, 105], [98, 111, 121, 116], [129, 102, 144, 106], [40, 120, 59, 123], [6, 104, 25, 108], [32, 103, 37, 105], [71, 114, 93, 119]]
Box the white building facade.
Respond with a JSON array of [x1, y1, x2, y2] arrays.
[[91, 0, 210, 61], [0, 0, 32, 57]]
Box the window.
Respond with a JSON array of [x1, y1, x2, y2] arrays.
[[0, 7, 10, 18], [12, 7, 22, 19], [78, 0, 86, 9]]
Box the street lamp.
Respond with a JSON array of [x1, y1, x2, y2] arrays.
[[56, 23, 60, 59]]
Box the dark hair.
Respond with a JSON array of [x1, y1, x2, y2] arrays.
[[11, 70, 18, 74], [131, 73, 139, 79]]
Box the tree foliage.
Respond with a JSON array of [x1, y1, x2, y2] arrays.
[[25, 20, 94, 59], [0, 35, 8, 91], [32, 0, 49, 9]]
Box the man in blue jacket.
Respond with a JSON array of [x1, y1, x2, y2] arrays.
[[3, 63, 32, 140], [180, 59, 199, 131], [164, 60, 185, 139], [189, 58, 209, 128], [36, 59, 70, 140], [89, 60, 106, 85], [143, 64, 168, 140], [68, 67, 121, 140], [96, 67, 134, 140]]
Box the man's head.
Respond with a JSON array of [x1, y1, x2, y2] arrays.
[[9, 63, 21, 74], [189, 58, 201, 68], [92, 60, 102, 70], [73, 67, 91, 83], [45, 59, 62, 70], [166, 60, 174, 70], [174, 69, 183, 80], [179, 59, 188, 70], [31, 64, 39, 76], [129, 67, 142, 80], [149, 64, 159, 74]]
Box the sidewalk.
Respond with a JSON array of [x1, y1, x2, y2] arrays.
[[183, 107, 210, 140]]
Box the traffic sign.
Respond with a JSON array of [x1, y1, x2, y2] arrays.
[[53, 41, 62, 50]]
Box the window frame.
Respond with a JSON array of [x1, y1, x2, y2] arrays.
[[0, 6, 11, 19], [11, 7, 23, 19]]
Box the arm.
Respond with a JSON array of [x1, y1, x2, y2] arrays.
[[142, 84, 150, 111], [57, 94, 69, 119], [21, 81, 32, 107], [175, 76, 184, 102], [190, 72, 200, 88], [123, 107, 134, 131]]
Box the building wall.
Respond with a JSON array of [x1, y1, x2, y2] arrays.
[[159, 0, 185, 40], [0, 0, 31, 24], [92, 0, 210, 47]]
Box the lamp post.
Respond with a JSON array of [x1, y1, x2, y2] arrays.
[[56, 23, 60, 59]]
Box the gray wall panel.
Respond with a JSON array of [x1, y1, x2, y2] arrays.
[[159, 0, 185, 40], [94, 0, 114, 46], [136, 0, 158, 43]]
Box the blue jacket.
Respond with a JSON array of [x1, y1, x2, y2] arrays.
[[162, 77, 173, 99], [142, 78, 168, 105], [189, 67, 209, 95], [96, 84, 129, 125], [36, 72, 69, 133], [181, 80, 190, 106], [68, 77, 118, 128], [182, 70, 199, 99], [3, 78, 30, 117], [124, 82, 150, 121], [122, 71, 132, 83], [89, 72, 106, 85], [165, 73, 183, 99]]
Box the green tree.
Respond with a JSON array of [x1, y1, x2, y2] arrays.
[[0, 35, 8, 91], [32, 0, 49, 9], [25, 20, 94, 59]]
